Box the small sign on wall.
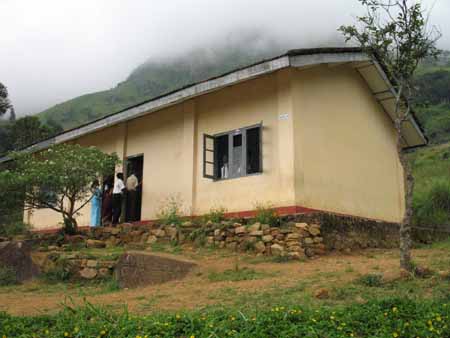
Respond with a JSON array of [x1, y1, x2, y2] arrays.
[[278, 113, 289, 121]]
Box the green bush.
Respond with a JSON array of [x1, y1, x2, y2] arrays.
[[0, 221, 30, 237], [1, 298, 450, 337], [254, 202, 279, 227], [202, 206, 227, 224], [157, 196, 183, 226], [414, 178, 450, 225], [0, 266, 18, 286]]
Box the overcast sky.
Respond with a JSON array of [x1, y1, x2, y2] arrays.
[[1, 0, 449, 116]]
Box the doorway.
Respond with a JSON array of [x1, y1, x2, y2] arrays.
[[125, 154, 144, 222]]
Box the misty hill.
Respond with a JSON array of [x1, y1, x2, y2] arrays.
[[38, 47, 450, 144], [38, 40, 283, 130]]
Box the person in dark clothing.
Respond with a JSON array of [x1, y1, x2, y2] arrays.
[[112, 173, 125, 226]]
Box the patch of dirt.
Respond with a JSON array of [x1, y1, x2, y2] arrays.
[[0, 247, 445, 316], [114, 252, 196, 288]]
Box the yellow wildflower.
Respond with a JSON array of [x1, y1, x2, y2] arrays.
[[392, 307, 398, 313], [393, 333, 399, 338], [64, 332, 69, 337]]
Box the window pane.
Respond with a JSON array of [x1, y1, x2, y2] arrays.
[[231, 134, 242, 177], [247, 127, 261, 174], [216, 134, 229, 179]]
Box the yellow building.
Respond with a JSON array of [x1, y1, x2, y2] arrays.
[[19, 48, 426, 230]]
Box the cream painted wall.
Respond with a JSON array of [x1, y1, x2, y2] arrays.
[[193, 71, 297, 215], [292, 65, 405, 222], [26, 64, 405, 229]]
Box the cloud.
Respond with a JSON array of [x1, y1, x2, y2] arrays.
[[0, 0, 448, 116]]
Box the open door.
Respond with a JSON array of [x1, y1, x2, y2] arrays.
[[125, 155, 144, 222]]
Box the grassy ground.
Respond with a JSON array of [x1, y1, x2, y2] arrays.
[[409, 142, 450, 225], [1, 241, 450, 337], [1, 240, 450, 316]]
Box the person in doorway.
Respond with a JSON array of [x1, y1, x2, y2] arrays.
[[112, 173, 125, 226], [126, 171, 139, 222], [90, 180, 102, 228], [101, 177, 113, 225]]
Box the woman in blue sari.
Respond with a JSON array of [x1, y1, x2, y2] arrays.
[[90, 180, 102, 227]]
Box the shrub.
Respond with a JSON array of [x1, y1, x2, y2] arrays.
[[157, 196, 183, 226], [0, 221, 30, 237], [0, 266, 18, 286], [414, 178, 450, 225], [42, 259, 72, 283], [254, 202, 279, 227], [202, 206, 227, 224], [357, 273, 384, 287]]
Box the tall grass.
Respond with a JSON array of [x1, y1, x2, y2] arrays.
[[413, 178, 450, 225]]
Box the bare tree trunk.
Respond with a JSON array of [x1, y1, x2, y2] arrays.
[[395, 119, 414, 271]]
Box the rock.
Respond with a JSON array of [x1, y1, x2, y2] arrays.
[[110, 228, 121, 235], [219, 241, 226, 248], [152, 229, 166, 238], [287, 245, 302, 252], [65, 235, 85, 244], [235, 226, 247, 235], [146, 235, 158, 244], [304, 247, 315, 258], [79, 268, 97, 279], [207, 236, 215, 245], [165, 226, 178, 239], [261, 224, 270, 231], [303, 237, 314, 245], [313, 237, 323, 243], [280, 228, 292, 234], [295, 223, 309, 230], [254, 241, 266, 253], [249, 230, 263, 237], [114, 252, 196, 288], [233, 223, 243, 228], [414, 266, 433, 278], [86, 239, 106, 249], [262, 235, 274, 243], [314, 288, 329, 299], [288, 251, 305, 260], [308, 225, 321, 236], [248, 222, 261, 232], [214, 229, 221, 237], [98, 268, 110, 278], [105, 236, 119, 248], [0, 241, 40, 283], [286, 233, 301, 241], [181, 221, 193, 228], [226, 242, 237, 251], [86, 260, 98, 268], [48, 245, 59, 251], [270, 244, 284, 256]]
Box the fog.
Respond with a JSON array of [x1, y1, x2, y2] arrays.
[[1, 0, 449, 116]]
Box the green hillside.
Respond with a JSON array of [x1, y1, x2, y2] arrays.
[[38, 42, 282, 130]]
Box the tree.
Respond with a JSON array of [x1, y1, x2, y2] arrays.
[[339, 0, 441, 271], [3, 144, 119, 234], [0, 116, 64, 154], [0, 82, 11, 117]]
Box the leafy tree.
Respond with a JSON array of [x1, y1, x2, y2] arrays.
[[0, 116, 64, 156], [2, 144, 119, 234], [0, 82, 11, 117], [339, 0, 441, 271]]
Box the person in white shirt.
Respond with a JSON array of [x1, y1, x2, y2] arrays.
[[126, 171, 139, 222], [112, 173, 125, 225]]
